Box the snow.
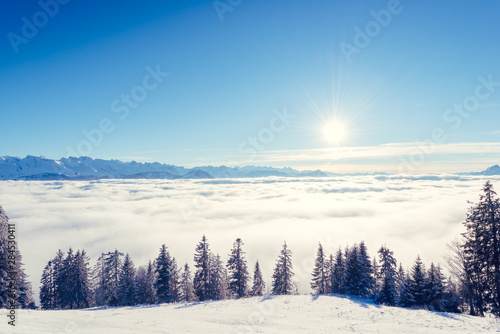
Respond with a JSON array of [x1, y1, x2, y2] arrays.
[[1, 295, 499, 333]]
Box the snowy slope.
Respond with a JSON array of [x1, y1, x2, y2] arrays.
[[1, 295, 498, 334], [0, 156, 330, 180]]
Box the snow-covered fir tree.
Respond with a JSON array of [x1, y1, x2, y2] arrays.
[[357, 241, 375, 298], [311, 242, 328, 294], [194, 235, 212, 301], [210, 253, 228, 300], [93, 250, 124, 307], [54, 248, 91, 309], [117, 253, 137, 306], [272, 241, 295, 295], [70, 250, 91, 309], [180, 263, 195, 302], [0, 205, 34, 309], [170, 257, 181, 302], [40, 260, 56, 310], [227, 238, 249, 299], [407, 256, 428, 307], [154, 244, 176, 303], [250, 260, 265, 297], [462, 181, 500, 316], [344, 244, 362, 296], [51, 249, 64, 308], [330, 248, 345, 294], [376, 245, 398, 306], [425, 263, 444, 310], [135, 261, 156, 305]]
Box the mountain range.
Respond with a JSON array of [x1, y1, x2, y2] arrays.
[[0, 156, 330, 180], [1, 156, 498, 181]]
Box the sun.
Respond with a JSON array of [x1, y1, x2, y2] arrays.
[[322, 121, 348, 145]]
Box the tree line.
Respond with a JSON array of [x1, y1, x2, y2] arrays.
[[38, 234, 460, 312]]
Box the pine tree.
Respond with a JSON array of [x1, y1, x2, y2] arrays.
[[272, 241, 294, 295], [311, 243, 328, 294], [70, 250, 91, 309], [210, 253, 228, 300], [56, 248, 74, 309], [52, 249, 64, 309], [462, 181, 500, 316], [426, 263, 445, 311], [0, 205, 34, 309], [155, 244, 175, 303], [135, 261, 156, 305], [357, 241, 375, 298], [227, 238, 249, 299], [117, 253, 137, 306], [330, 248, 345, 294], [376, 245, 398, 306], [40, 260, 56, 309], [55, 248, 91, 309], [170, 258, 181, 302], [194, 235, 212, 301], [93, 250, 124, 307], [180, 263, 195, 302], [344, 244, 362, 296], [250, 260, 265, 297], [407, 256, 428, 307]]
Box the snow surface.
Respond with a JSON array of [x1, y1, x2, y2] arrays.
[[1, 295, 499, 333]]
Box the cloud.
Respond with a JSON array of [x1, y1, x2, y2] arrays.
[[1, 175, 499, 302]]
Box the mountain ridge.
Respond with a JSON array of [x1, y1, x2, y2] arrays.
[[0, 156, 330, 180]]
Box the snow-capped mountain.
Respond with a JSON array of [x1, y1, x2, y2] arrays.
[[0, 156, 329, 180]]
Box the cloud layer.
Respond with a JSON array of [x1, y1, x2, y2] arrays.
[[1, 175, 498, 300]]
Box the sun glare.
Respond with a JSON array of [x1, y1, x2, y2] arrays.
[[322, 121, 347, 145]]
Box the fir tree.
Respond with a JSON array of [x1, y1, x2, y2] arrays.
[[154, 244, 175, 303], [51, 249, 64, 309], [250, 260, 265, 297], [344, 244, 362, 296], [311, 243, 328, 294], [194, 235, 212, 301], [272, 241, 294, 295], [358, 241, 375, 298], [56, 248, 74, 309], [135, 261, 156, 305], [117, 253, 137, 306], [70, 250, 91, 309], [376, 245, 398, 306], [40, 260, 56, 309], [330, 248, 345, 294], [0, 206, 34, 309], [210, 253, 228, 300], [227, 238, 249, 299], [180, 263, 195, 302], [408, 256, 428, 307], [462, 181, 500, 316], [170, 257, 181, 302]]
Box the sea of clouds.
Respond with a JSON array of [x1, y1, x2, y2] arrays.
[[1, 175, 499, 300]]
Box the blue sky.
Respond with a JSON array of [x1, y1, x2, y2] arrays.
[[1, 0, 499, 173]]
